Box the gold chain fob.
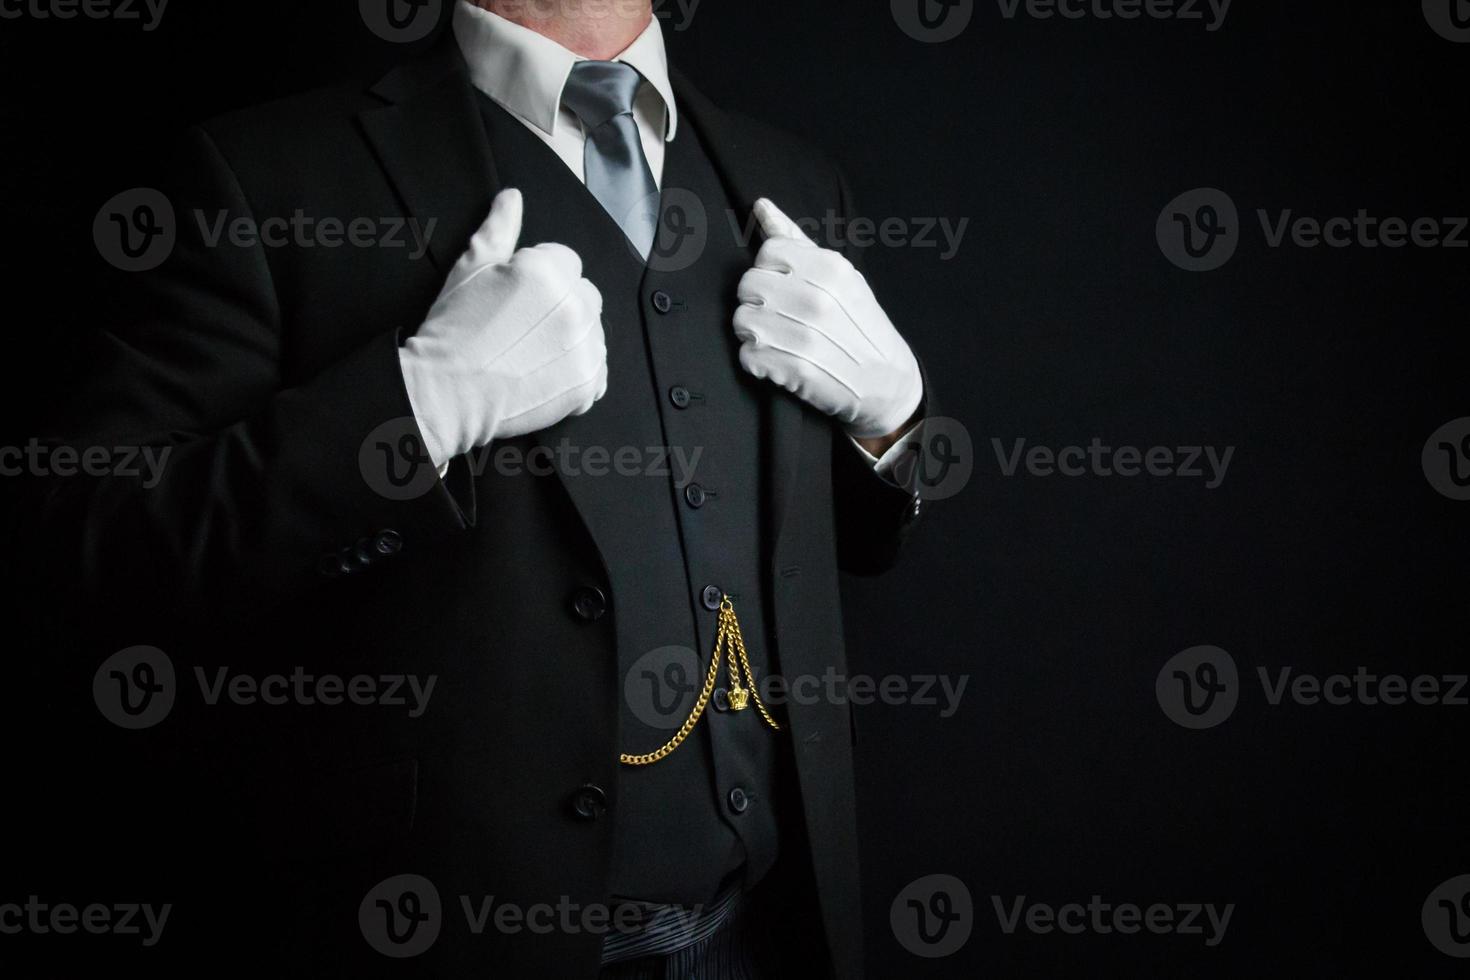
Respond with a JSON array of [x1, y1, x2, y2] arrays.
[[618, 594, 780, 766], [716, 596, 775, 725]]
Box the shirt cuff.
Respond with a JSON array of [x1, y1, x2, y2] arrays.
[[848, 419, 928, 495]]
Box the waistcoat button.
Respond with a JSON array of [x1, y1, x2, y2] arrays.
[[571, 783, 609, 821], [571, 586, 608, 621]]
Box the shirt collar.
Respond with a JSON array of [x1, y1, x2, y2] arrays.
[[452, 1, 678, 142]]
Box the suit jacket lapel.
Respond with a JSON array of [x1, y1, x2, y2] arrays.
[[357, 36, 500, 274], [670, 70, 807, 555], [477, 96, 658, 571]]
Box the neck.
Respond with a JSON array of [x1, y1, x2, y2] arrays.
[[477, 1, 653, 60]]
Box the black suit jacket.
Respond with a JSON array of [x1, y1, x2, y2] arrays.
[[20, 34, 924, 979]]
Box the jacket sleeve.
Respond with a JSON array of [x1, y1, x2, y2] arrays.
[[12, 125, 473, 619], [827, 163, 932, 576]]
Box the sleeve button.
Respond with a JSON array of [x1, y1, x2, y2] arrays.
[[373, 529, 404, 556]]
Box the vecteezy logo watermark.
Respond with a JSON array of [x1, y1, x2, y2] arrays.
[[1424, 875, 1470, 957], [93, 646, 176, 730], [993, 895, 1234, 946], [94, 188, 176, 273], [892, 0, 975, 42], [1157, 188, 1239, 272], [94, 647, 437, 728], [1424, 0, 1470, 43], [626, 645, 702, 730], [1156, 646, 1239, 729], [995, 0, 1232, 31], [360, 417, 440, 502], [1422, 417, 1470, 501], [891, 874, 974, 957], [0, 898, 172, 946], [360, 875, 700, 957], [360, 874, 442, 958], [1160, 188, 1470, 271], [892, 417, 976, 501], [1158, 647, 1470, 729], [642, 186, 709, 274], [992, 438, 1235, 489], [0, 440, 171, 487], [360, 0, 441, 44], [0, 0, 169, 31]]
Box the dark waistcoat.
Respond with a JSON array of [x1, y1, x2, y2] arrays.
[[476, 94, 783, 906]]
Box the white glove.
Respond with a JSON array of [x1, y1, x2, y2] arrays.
[[399, 188, 608, 469], [733, 198, 923, 439]]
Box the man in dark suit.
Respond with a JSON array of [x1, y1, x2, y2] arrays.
[[27, 1, 929, 975]]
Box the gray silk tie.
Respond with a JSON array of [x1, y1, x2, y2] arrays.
[[562, 61, 660, 260]]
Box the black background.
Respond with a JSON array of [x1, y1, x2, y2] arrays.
[[2, 0, 1467, 975]]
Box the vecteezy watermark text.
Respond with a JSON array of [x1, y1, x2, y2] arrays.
[[359, 874, 706, 958], [992, 895, 1234, 946], [992, 438, 1234, 489], [1159, 187, 1468, 272], [728, 209, 970, 261], [493, 0, 703, 29], [995, 0, 1231, 31], [93, 189, 440, 272], [0, 897, 171, 947], [1157, 646, 1469, 729], [626, 649, 970, 730], [193, 210, 436, 260], [93, 646, 438, 729], [892, 0, 1231, 42], [0, 440, 170, 488], [0, 0, 168, 30], [194, 667, 437, 718], [361, 416, 705, 501]]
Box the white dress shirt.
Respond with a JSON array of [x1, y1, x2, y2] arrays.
[[448, 1, 922, 483], [453, 1, 676, 188]]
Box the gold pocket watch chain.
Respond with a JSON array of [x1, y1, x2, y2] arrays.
[[620, 596, 781, 767]]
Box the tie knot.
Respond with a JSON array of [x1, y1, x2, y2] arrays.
[[562, 61, 644, 129]]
